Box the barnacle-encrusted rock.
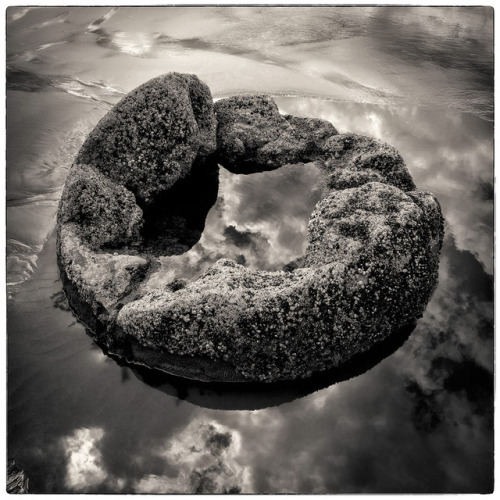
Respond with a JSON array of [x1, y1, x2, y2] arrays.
[[214, 95, 338, 173], [76, 72, 217, 205], [57, 72, 217, 327], [58, 163, 143, 250], [57, 81, 444, 383], [58, 224, 149, 318], [116, 181, 442, 382], [322, 133, 416, 192]]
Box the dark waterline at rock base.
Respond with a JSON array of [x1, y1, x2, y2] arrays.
[[96, 324, 417, 411], [60, 245, 416, 403]]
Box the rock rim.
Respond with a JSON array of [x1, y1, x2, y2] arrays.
[[57, 74, 444, 383]]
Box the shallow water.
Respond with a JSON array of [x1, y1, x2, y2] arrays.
[[6, 6, 493, 493]]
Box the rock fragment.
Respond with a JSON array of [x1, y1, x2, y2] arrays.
[[7, 459, 29, 494], [215, 94, 338, 173], [76, 73, 217, 205]]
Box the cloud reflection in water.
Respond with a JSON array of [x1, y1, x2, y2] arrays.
[[6, 6, 493, 494], [276, 97, 493, 274], [147, 162, 326, 287], [133, 419, 252, 494], [62, 427, 108, 491]]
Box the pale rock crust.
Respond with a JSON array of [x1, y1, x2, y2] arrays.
[[57, 75, 444, 382]]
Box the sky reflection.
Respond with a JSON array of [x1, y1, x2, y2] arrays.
[[276, 97, 493, 274], [145, 162, 325, 288], [134, 419, 251, 493], [62, 427, 108, 491], [59, 420, 251, 494], [7, 5, 493, 494]]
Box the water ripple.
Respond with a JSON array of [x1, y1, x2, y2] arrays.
[[30, 10, 69, 30], [7, 7, 35, 23], [86, 7, 120, 33], [6, 66, 124, 104]]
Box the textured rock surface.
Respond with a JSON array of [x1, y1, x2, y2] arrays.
[[58, 84, 444, 383], [7, 459, 29, 494], [58, 163, 143, 250], [76, 72, 217, 205], [117, 182, 442, 382], [215, 95, 338, 173], [58, 224, 149, 318], [57, 72, 216, 323], [322, 133, 416, 192]]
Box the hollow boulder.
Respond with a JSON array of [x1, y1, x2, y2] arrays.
[[57, 80, 444, 383]]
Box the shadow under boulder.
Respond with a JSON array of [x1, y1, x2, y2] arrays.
[[140, 157, 219, 256]]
